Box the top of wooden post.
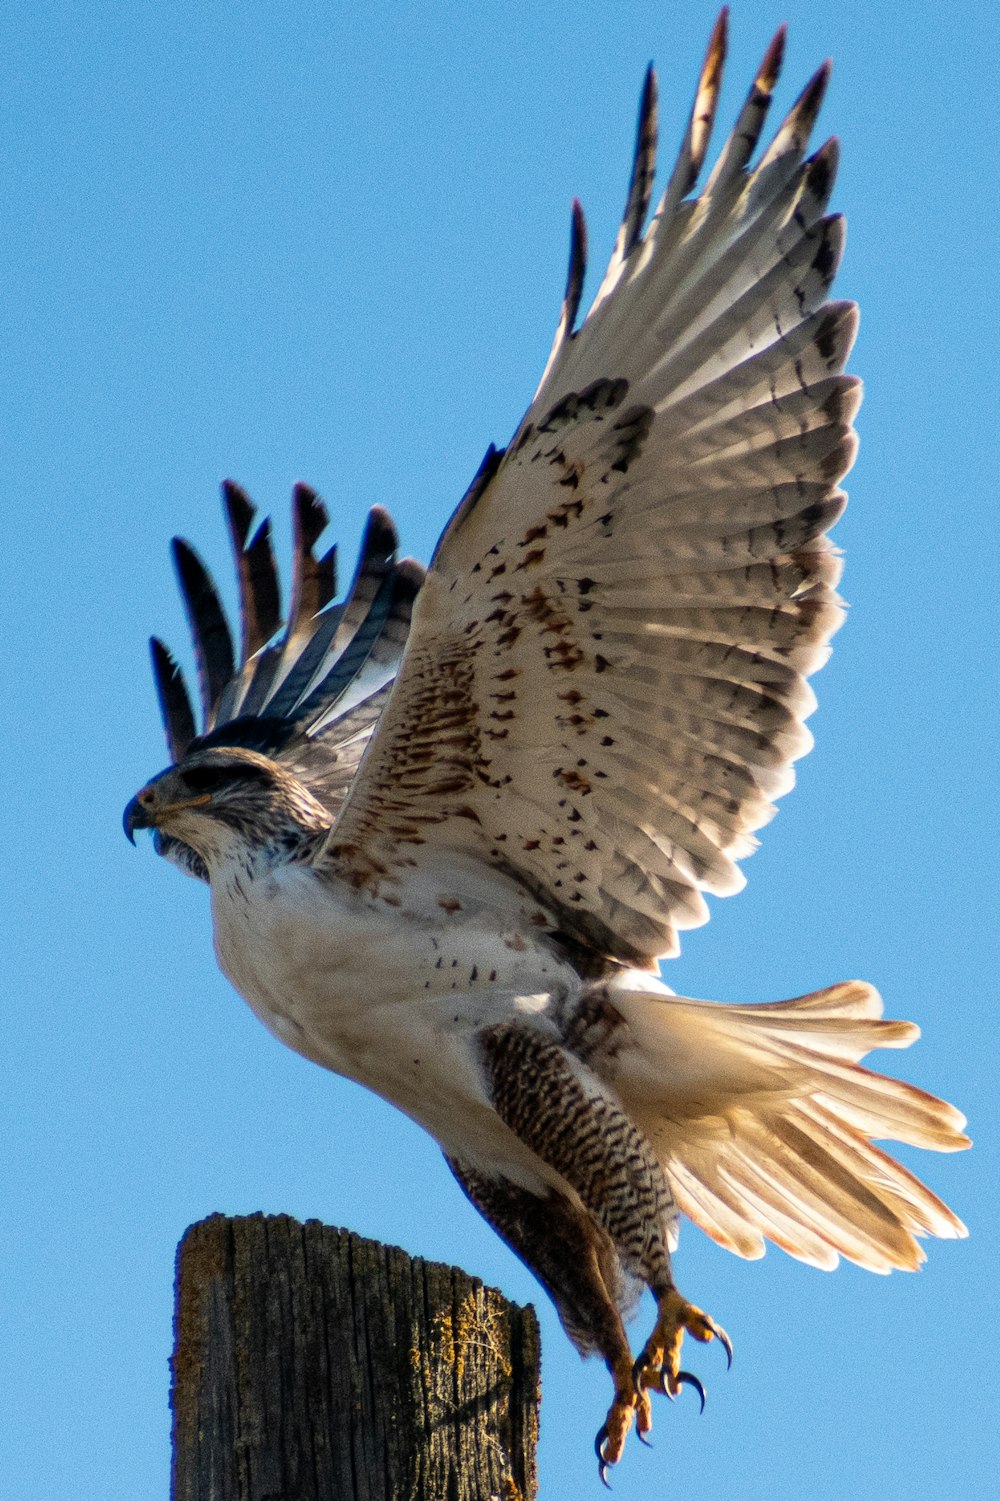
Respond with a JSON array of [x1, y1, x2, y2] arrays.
[[171, 1212, 540, 1501]]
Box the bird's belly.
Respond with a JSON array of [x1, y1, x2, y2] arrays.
[[208, 863, 572, 1181]]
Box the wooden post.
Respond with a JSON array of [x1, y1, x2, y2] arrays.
[[171, 1213, 540, 1501]]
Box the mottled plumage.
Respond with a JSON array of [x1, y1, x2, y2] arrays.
[[125, 13, 968, 1479]]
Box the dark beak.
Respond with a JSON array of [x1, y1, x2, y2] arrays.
[[123, 796, 151, 845]]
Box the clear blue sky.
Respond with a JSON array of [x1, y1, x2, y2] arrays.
[[3, 3, 996, 1497]]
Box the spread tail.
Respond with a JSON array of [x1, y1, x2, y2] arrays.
[[608, 981, 969, 1271]]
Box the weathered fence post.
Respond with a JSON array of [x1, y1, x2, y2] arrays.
[[170, 1213, 540, 1501]]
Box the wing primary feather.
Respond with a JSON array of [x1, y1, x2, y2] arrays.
[[621, 64, 658, 259], [149, 637, 197, 763], [265, 504, 398, 718], [239, 484, 337, 717], [533, 199, 588, 398], [620, 64, 658, 260], [170, 537, 235, 730], [222, 478, 253, 550], [701, 23, 786, 198], [261, 606, 344, 720], [756, 58, 831, 171], [656, 6, 727, 222], [602, 64, 658, 287], [301, 561, 424, 736], [291, 573, 397, 725], [586, 66, 658, 321], [564, 197, 588, 337], [289, 482, 337, 642], [214, 483, 282, 724], [222, 480, 282, 661]]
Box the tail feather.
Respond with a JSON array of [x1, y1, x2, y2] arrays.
[[795, 1100, 967, 1240], [607, 980, 969, 1272], [736, 1112, 924, 1271]]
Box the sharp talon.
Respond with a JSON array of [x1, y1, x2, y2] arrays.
[[659, 1368, 675, 1400], [676, 1370, 707, 1413], [716, 1325, 734, 1369], [594, 1425, 612, 1489], [637, 1428, 653, 1448], [631, 1354, 645, 1395]]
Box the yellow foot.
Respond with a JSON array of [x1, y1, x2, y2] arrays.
[[633, 1288, 733, 1407], [594, 1376, 653, 1486]]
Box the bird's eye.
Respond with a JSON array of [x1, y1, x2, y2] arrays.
[[180, 766, 228, 794]]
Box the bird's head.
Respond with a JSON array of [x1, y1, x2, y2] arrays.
[[123, 746, 330, 876]]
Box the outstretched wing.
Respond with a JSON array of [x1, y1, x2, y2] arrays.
[[150, 481, 423, 877], [322, 14, 859, 967]]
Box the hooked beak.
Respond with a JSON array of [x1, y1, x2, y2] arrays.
[[123, 795, 148, 845], [123, 790, 211, 845]]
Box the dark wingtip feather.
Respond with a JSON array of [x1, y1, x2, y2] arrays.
[[661, 7, 727, 212], [699, 7, 728, 129], [564, 198, 588, 338], [222, 479, 255, 550], [170, 536, 236, 726], [759, 24, 787, 93], [150, 636, 197, 762], [756, 54, 831, 173], [293, 482, 330, 555], [362, 504, 400, 564], [805, 136, 840, 206], [787, 59, 832, 148], [394, 555, 427, 600], [289, 483, 337, 633], [222, 481, 282, 661], [703, 18, 786, 193], [244, 518, 282, 652], [619, 65, 658, 260]]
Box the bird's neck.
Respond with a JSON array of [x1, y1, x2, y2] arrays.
[[200, 820, 327, 885]]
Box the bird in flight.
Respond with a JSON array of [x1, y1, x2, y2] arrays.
[[125, 11, 968, 1481]]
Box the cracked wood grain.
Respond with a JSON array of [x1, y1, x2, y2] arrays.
[[171, 1213, 539, 1501]]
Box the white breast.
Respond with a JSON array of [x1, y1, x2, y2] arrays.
[[207, 856, 578, 1186]]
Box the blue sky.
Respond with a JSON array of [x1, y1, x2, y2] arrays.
[[3, 2, 996, 1497]]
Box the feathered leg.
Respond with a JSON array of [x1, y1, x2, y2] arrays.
[[455, 1020, 732, 1478], [448, 1161, 650, 1481]]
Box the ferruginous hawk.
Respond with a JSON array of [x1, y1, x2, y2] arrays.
[[124, 11, 968, 1480]]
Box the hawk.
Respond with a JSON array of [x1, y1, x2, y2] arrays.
[[125, 13, 968, 1480]]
